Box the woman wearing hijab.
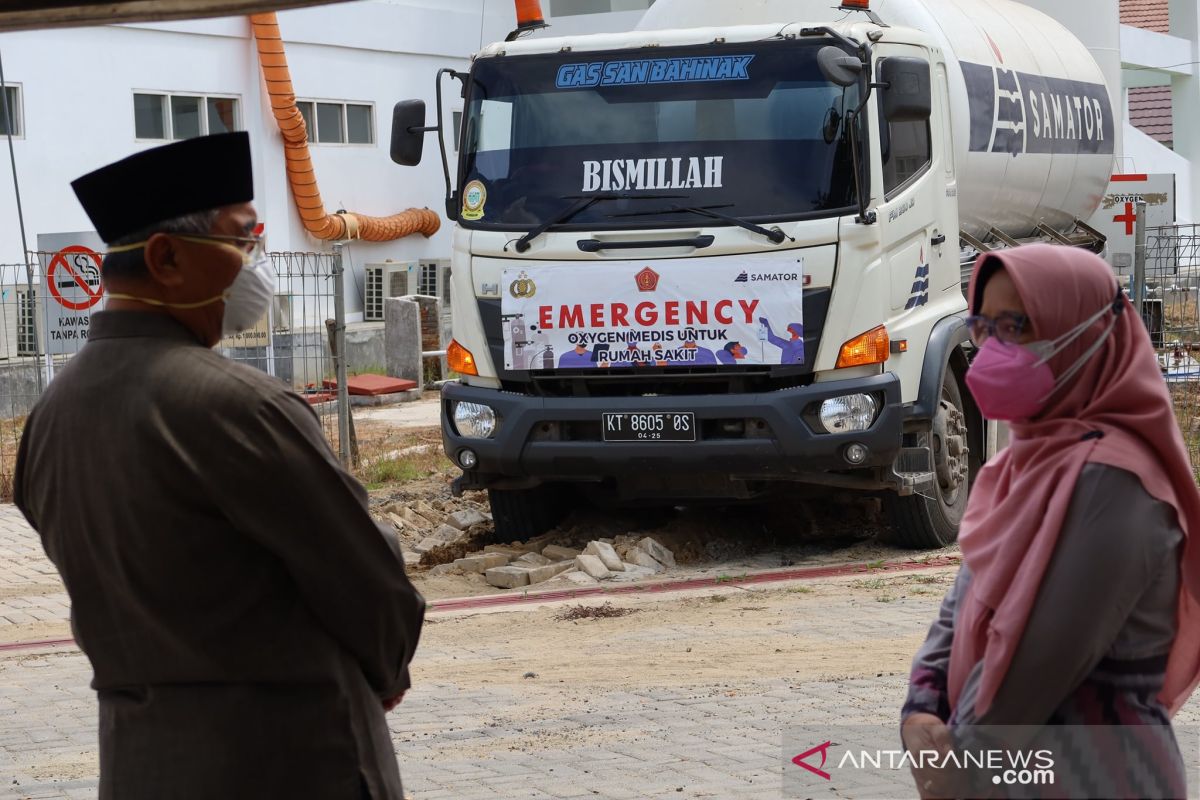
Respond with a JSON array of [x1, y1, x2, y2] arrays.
[[900, 244, 1200, 799]]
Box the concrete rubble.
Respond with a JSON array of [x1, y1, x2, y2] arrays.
[[372, 494, 678, 591]]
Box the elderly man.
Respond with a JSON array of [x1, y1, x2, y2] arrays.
[[14, 133, 424, 800]]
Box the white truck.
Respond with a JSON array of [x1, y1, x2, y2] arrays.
[[391, 0, 1114, 547]]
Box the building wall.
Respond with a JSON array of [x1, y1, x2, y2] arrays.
[[0, 1, 525, 318]]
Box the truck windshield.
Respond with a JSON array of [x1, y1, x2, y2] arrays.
[[458, 39, 861, 231]]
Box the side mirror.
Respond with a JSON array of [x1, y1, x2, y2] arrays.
[[818, 46, 862, 88], [390, 100, 433, 166], [880, 57, 932, 122]]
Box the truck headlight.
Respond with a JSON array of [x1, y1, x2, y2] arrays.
[[453, 402, 498, 439], [819, 394, 877, 433]]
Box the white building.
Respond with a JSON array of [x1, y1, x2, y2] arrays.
[[0, 0, 1195, 322], [0, 0, 654, 320]]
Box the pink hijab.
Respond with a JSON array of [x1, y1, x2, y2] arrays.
[[948, 244, 1200, 717]]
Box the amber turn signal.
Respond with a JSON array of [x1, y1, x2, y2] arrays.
[[836, 326, 890, 368], [448, 339, 479, 376]]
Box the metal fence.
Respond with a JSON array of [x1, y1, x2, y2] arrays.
[[0, 246, 352, 500], [1141, 224, 1200, 474]]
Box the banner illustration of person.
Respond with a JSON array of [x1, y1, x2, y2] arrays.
[[559, 343, 594, 368], [716, 341, 748, 364], [759, 317, 805, 365]]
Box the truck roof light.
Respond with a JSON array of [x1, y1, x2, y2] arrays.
[[508, 0, 549, 41], [836, 326, 890, 369], [840, 0, 870, 8], [448, 339, 480, 377]]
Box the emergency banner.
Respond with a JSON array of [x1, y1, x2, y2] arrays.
[[501, 257, 806, 371]]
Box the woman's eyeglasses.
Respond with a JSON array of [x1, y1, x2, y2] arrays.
[[965, 312, 1030, 345]]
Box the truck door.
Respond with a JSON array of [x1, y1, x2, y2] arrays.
[[872, 46, 955, 318]]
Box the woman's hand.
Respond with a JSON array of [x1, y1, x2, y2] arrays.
[[901, 713, 958, 799]]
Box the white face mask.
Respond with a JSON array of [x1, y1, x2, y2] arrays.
[[105, 235, 275, 339], [221, 252, 275, 335]]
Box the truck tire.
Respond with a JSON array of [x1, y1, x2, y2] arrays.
[[884, 368, 970, 549], [488, 484, 570, 541]]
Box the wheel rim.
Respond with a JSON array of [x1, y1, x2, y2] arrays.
[[932, 388, 969, 506]]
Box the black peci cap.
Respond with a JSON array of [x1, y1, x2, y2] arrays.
[[71, 132, 254, 243]]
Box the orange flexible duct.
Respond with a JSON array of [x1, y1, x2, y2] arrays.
[[249, 13, 441, 242]]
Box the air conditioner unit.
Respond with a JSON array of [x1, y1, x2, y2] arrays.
[[364, 262, 414, 321], [416, 259, 452, 310], [0, 284, 42, 360]]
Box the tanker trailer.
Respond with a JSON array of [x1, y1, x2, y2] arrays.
[[391, 0, 1115, 547]]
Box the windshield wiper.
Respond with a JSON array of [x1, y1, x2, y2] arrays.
[[609, 204, 793, 244], [512, 193, 687, 253]]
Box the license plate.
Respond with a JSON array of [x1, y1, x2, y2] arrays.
[[602, 412, 696, 442]]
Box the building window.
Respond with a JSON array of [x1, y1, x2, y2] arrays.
[[134, 92, 240, 141], [549, 0, 655, 16], [0, 85, 22, 137], [296, 100, 374, 145]]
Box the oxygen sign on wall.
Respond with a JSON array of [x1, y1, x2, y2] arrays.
[[36, 231, 106, 356]]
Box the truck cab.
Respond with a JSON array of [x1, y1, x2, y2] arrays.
[[395, 18, 984, 548]]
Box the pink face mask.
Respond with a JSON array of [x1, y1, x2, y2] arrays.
[[965, 296, 1122, 422], [965, 339, 1056, 421]]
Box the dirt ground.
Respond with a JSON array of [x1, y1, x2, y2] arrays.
[[415, 569, 958, 691], [360, 434, 960, 597]]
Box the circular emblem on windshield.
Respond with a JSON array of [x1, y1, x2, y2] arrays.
[[462, 180, 488, 221]]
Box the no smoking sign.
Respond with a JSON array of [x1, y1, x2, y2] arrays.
[[47, 245, 103, 311]]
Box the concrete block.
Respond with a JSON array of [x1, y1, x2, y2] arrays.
[[516, 552, 552, 567], [385, 512, 408, 531], [384, 297, 423, 389], [453, 555, 491, 574], [607, 564, 656, 582], [400, 551, 421, 566], [585, 541, 625, 572], [433, 524, 465, 543], [428, 563, 461, 577], [481, 552, 510, 569], [542, 545, 581, 561], [574, 554, 612, 580], [626, 547, 665, 573], [447, 509, 489, 531], [637, 537, 676, 568], [484, 545, 526, 557], [413, 537, 443, 554], [485, 566, 531, 589], [526, 561, 574, 585], [563, 571, 599, 586]]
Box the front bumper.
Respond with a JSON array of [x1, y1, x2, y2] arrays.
[[442, 373, 904, 486]]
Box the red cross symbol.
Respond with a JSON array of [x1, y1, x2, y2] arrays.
[[1114, 202, 1138, 236]]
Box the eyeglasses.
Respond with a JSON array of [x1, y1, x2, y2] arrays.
[[965, 311, 1030, 345], [174, 233, 265, 261]]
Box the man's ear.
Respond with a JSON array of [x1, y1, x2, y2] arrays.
[[143, 233, 185, 288]]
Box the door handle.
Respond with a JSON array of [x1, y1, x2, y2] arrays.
[[931, 233, 947, 246]]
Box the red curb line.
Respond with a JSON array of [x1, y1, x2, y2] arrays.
[[0, 555, 961, 654], [427, 554, 962, 613]]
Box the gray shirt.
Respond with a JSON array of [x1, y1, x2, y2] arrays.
[[906, 462, 1182, 726]]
